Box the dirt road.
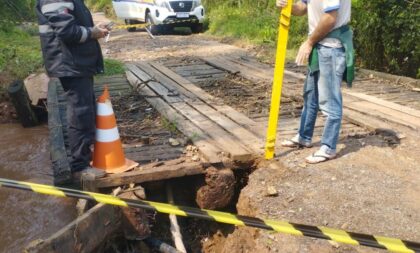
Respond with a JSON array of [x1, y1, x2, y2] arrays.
[[96, 13, 420, 252]]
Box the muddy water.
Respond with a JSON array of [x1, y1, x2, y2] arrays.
[[0, 124, 76, 253]]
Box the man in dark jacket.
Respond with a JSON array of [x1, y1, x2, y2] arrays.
[[36, 0, 110, 185]]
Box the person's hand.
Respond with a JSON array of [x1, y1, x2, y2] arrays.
[[276, 0, 288, 8], [91, 23, 110, 39], [296, 39, 314, 66]]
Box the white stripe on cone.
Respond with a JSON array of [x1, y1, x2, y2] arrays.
[[96, 127, 120, 143], [97, 102, 114, 116]]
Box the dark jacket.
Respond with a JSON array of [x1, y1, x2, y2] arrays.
[[36, 0, 104, 77]]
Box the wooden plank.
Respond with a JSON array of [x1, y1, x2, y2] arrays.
[[211, 56, 420, 132], [148, 62, 264, 154], [344, 101, 419, 130], [149, 62, 265, 139], [205, 56, 268, 83], [187, 73, 227, 83], [177, 68, 225, 77], [126, 69, 222, 164], [343, 108, 399, 133], [128, 65, 252, 161], [25, 204, 122, 253], [226, 56, 273, 79], [202, 57, 241, 74], [135, 62, 198, 99], [172, 64, 214, 72], [125, 145, 184, 163], [345, 91, 420, 118], [126, 64, 183, 103], [95, 158, 208, 188], [170, 100, 252, 161]]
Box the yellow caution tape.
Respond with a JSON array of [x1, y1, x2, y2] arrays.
[[0, 178, 418, 253]]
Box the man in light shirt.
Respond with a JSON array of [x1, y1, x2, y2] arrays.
[[277, 0, 354, 163]]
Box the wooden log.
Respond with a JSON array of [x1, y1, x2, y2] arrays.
[[8, 80, 39, 127], [95, 158, 208, 188], [25, 203, 123, 253]]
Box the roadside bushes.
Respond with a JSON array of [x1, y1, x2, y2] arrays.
[[0, 27, 42, 83], [204, 0, 419, 78], [352, 0, 420, 78], [205, 0, 307, 47], [85, 0, 116, 18]]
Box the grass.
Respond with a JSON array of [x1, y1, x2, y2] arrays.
[[205, 5, 307, 64], [161, 117, 179, 134], [0, 26, 43, 87], [101, 58, 126, 76]]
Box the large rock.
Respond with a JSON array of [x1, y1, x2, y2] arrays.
[[196, 167, 236, 209]]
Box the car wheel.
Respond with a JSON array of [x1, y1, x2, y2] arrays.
[[125, 19, 136, 32], [146, 13, 160, 35], [161, 25, 173, 35], [191, 23, 204, 33]]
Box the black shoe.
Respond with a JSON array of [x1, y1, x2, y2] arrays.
[[53, 170, 73, 186]]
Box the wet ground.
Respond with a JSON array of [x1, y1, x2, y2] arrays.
[[0, 124, 76, 252]]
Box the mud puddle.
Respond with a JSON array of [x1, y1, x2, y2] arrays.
[[0, 124, 76, 252]]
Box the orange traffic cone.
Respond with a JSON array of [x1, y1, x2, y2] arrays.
[[92, 87, 138, 173]]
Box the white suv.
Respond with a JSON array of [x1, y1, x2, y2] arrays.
[[112, 0, 205, 34]]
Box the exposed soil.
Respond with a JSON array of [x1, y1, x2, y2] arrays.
[[97, 13, 420, 252]]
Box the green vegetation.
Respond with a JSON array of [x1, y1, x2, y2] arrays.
[[0, 0, 40, 86], [101, 59, 126, 76], [0, 27, 42, 85], [352, 0, 420, 78], [204, 0, 419, 78], [0, 0, 36, 23], [161, 117, 179, 134], [85, 0, 116, 18], [205, 1, 307, 47]]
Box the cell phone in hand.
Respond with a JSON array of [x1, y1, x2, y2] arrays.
[[105, 22, 114, 30]]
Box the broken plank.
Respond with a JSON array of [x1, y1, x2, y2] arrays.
[[95, 159, 207, 188], [126, 70, 222, 164], [25, 204, 122, 253]]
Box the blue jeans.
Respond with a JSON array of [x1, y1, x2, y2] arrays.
[[298, 45, 346, 153]]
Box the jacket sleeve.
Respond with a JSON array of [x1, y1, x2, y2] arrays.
[[39, 0, 92, 44]]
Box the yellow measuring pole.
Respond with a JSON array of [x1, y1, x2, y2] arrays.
[[265, 2, 293, 159]]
